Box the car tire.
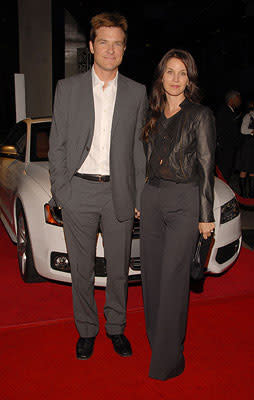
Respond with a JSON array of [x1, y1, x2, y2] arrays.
[[16, 203, 44, 283]]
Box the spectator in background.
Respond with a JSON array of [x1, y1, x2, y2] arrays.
[[216, 90, 242, 181], [236, 99, 254, 197]]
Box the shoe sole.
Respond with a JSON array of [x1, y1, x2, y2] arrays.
[[76, 353, 93, 360], [118, 352, 132, 357], [113, 348, 132, 357]]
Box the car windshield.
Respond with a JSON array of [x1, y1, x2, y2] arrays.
[[30, 122, 51, 162], [2, 120, 27, 151]]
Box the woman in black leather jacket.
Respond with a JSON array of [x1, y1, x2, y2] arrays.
[[140, 49, 216, 381]]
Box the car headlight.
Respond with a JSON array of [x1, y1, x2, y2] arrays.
[[44, 204, 63, 226], [220, 197, 240, 224]]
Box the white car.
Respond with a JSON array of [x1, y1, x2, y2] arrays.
[[0, 118, 242, 286]]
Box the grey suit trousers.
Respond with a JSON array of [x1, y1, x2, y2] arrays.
[[62, 175, 133, 338], [140, 180, 199, 380]]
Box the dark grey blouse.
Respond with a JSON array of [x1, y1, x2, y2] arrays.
[[147, 110, 183, 181]]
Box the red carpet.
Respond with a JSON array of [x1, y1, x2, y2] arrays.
[[1, 297, 253, 400], [0, 220, 254, 399], [0, 221, 253, 327]]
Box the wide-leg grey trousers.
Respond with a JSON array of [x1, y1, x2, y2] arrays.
[[62, 176, 133, 338], [140, 180, 199, 380]]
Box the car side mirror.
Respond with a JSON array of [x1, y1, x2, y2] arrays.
[[0, 145, 20, 159]]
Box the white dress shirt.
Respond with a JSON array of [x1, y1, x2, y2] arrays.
[[78, 66, 118, 175], [241, 111, 254, 135]]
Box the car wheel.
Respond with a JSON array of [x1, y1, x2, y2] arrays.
[[16, 204, 44, 282]]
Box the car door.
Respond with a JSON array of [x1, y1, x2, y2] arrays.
[[0, 121, 27, 231]]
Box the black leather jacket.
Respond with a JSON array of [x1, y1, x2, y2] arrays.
[[144, 99, 216, 222]]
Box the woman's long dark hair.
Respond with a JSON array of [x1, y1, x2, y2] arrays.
[[143, 49, 201, 142]]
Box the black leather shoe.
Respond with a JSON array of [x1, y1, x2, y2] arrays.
[[76, 337, 95, 360], [107, 334, 132, 357]]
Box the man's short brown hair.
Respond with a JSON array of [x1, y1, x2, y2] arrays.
[[90, 12, 128, 45]]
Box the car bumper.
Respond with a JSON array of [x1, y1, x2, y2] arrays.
[[33, 227, 141, 287], [207, 213, 242, 274], [31, 204, 242, 282]]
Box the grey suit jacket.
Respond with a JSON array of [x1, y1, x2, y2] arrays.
[[48, 70, 147, 221]]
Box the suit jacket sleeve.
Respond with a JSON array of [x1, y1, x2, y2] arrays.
[[48, 80, 71, 207], [196, 107, 216, 223], [134, 86, 148, 210]]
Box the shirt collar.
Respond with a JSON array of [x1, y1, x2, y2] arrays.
[[92, 65, 118, 89]]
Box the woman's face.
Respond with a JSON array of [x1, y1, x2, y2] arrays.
[[162, 57, 189, 98]]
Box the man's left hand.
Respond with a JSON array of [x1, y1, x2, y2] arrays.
[[135, 208, 140, 219]]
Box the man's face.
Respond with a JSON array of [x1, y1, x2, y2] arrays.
[[233, 95, 242, 109], [248, 101, 254, 110], [89, 27, 126, 75]]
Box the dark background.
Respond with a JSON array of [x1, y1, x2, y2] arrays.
[[1, 0, 254, 132], [61, 0, 254, 104]]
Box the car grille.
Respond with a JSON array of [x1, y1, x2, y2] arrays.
[[51, 253, 141, 277], [215, 239, 240, 264], [95, 257, 107, 276], [129, 257, 141, 270], [132, 218, 140, 238], [95, 257, 141, 276], [128, 274, 141, 282]]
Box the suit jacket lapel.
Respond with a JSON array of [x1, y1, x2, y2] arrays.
[[111, 74, 126, 140], [81, 70, 94, 133], [74, 70, 95, 169]]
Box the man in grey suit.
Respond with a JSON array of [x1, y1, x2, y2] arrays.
[[48, 12, 147, 360]]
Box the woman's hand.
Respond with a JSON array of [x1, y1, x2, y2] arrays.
[[199, 222, 215, 239]]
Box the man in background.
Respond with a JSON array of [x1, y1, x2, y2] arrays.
[[216, 90, 242, 181]]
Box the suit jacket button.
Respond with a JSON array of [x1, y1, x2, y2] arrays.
[[86, 146, 90, 151]]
